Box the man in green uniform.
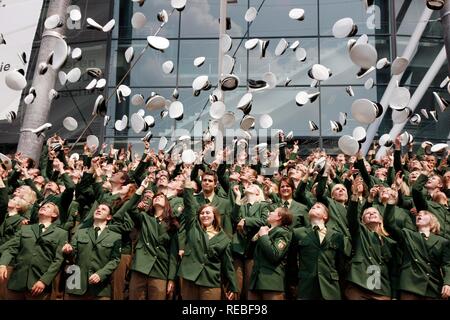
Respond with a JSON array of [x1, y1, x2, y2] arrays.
[[0, 202, 68, 300]]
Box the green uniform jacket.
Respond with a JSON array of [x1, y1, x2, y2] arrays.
[[169, 195, 187, 251], [0, 214, 25, 250], [24, 173, 75, 224], [231, 202, 269, 257], [384, 204, 450, 298], [354, 158, 388, 189], [288, 226, 346, 300], [65, 226, 121, 297], [293, 180, 316, 209], [0, 223, 67, 291], [363, 200, 416, 231], [316, 177, 352, 257], [77, 197, 134, 255], [194, 192, 233, 238], [179, 188, 238, 292], [249, 226, 291, 292], [116, 194, 179, 280], [413, 174, 450, 240], [346, 200, 396, 297], [273, 199, 310, 229]]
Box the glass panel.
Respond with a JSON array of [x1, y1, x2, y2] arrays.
[[378, 88, 450, 143], [320, 86, 379, 137], [319, 0, 390, 36], [180, 0, 247, 38], [105, 87, 176, 141], [396, 0, 425, 36], [422, 12, 442, 38], [320, 36, 391, 86], [250, 87, 320, 137], [396, 36, 446, 88], [250, 0, 318, 37], [109, 40, 178, 88], [56, 41, 109, 92], [113, 0, 181, 39], [43, 90, 104, 142], [248, 38, 318, 86], [179, 39, 247, 87], [396, 1, 442, 38]]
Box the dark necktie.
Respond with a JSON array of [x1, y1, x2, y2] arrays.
[[245, 203, 251, 217], [313, 225, 321, 243], [94, 227, 101, 240], [420, 232, 428, 240], [205, 198, 210, 204], [39, 224, 45, 236], [283, 201, 289, 208]]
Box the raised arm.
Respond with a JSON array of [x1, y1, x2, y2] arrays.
[[217, 163, 231, 194], [0, 178, 9, 219], [257, 227, 292, 264], [354, 153, 374, 189], [293, 165, 315, 208], [316, 173, 330, 207], [112, 179, 146, 224], [130, 149, 151, 186], [411, 173, 429, 211], [393, 136, 404, 174], [182, 167, 199, 231], [383, 192, 403, 242], [347, 199, 361, 240]]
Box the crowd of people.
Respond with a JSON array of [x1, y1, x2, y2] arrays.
[[0, 132, 449, 300]]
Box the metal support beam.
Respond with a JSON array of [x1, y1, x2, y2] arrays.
[[17, 0, 71, 164], [376, 46, 447, 159], [217, 0, 228, 102], [360, 6, 433, 155]]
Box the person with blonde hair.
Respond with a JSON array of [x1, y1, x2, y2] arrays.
[[384, 191, 450, 300], [0, 179, 37, 299], [0, 202, 68, 300], [412, 171, 450, 239], [231, 183, 268, 300], [345, 179, 397, 300]]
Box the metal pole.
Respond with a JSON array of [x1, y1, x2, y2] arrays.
[[172, 10, 182, 141], [376, 46, 447, 159], [317, 0, 323, 150], [17, 0, 71, 164], [217, 0, 227, 102], [440, 0, 450, 74], [360, 6, 433, 155]]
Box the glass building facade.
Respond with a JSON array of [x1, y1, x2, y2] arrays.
[[1, 0, 449, 154]]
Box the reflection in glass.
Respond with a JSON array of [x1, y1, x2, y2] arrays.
[[320, 36, 391, 86], [179, 39, 247, 87], [250, 0, 318, 37], [319, 0, 390, 36], [249, 38, 318, 86]]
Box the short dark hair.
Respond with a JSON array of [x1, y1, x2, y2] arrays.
[[277, 207, 293, 227], [202, 171, 218, 184]]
